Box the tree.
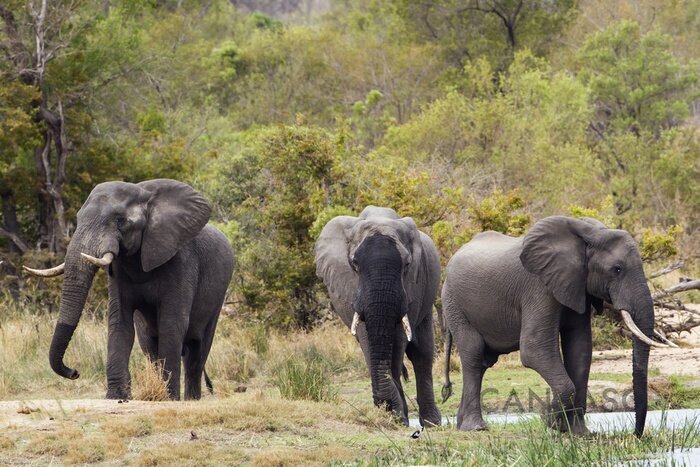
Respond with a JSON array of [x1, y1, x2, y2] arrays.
[[394, 0, 577, 68]]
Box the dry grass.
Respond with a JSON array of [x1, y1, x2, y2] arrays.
[[133, 359, 171, 401]]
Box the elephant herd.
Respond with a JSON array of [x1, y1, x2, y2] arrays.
[[23, 179, 664, 437]]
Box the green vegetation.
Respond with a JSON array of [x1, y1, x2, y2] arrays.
[[0, 0, 697, 327]]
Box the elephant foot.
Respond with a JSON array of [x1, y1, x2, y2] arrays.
[[544, 410, 588, 435], [458, 416, 488, 431], [106, 387, 131, 400], [419, 407, 442, 427]]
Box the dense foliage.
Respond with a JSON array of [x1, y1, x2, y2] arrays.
[[0, 0, 698, 327]]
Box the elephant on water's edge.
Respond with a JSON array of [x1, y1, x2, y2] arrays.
[[315, 206, 441, 427], [24, 179, 235, 400], [442, 216, 666, 437]]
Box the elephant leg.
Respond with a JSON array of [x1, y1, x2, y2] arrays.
[[157, 302, 190, 400], [106, 284, 135, 400], [520, 312, 576, 433], [391, 336, 408, 421], [406, 318, 441, 427], [134, 309, 158, 362], [560, 309, 593, 434], [183, 339, 203, 400], [451, 317, 488, 431]]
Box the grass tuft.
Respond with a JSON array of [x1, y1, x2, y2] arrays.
[[272, 350, 338, 402], [132, 359, 170, 401]]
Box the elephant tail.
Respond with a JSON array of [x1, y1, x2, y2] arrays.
[[441, 330, 453, 403], [204, 368, 214, 395], [402, 363, 409, 382]]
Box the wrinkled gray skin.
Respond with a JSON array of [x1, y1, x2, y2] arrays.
[[442, 216, 653, 436], [315, 206, 441, 426], [45, 179, 234, 400]]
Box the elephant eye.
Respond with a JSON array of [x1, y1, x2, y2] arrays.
[[116, 216, 126, 228], [612, 265, 622, 275]]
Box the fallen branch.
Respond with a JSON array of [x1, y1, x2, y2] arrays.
[[648, 260, 684, 279], [652, 279, 700, 300]]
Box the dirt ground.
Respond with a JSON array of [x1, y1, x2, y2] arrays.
[[591, 304, 700, 377]]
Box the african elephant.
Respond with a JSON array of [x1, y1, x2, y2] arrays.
[[315, 206, 441, 426], [442, 216, 665, 437], [24, 179, 235, 400]]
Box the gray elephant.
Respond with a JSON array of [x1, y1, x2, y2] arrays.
[[24, 179, 235, 400], [315, 206, 441, 426], [442, 216, 665, 436]]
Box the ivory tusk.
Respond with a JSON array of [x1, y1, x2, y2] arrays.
[[620, 310, 668, 348], [654, 329, 679, 348], [23, 262, 65, 277], [80, 252, 114, 267], [402, 315, 412, 342], [350, 312, 360, 336]]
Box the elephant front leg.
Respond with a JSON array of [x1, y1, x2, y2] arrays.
[[560, 310, 593, 435], [106, 291, 135, 400], [406, 318, 441, 427], [520, 316, 578, 434]]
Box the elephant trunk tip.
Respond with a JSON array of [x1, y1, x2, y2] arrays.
[[49, 322, 81, 380]]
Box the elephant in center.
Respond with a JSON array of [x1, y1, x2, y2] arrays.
[[24, 179, 235, 400], [442, 216, 664, 436], [315, 206, 442, 426]]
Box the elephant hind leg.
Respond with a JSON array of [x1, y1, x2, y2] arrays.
[[184, 317, 219, 400], [183, 340, 204, 400], [451, 319, 489, 431]]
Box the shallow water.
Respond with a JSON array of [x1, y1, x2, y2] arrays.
[[409, 408, 700, 433], [409, 409, 700, 464]]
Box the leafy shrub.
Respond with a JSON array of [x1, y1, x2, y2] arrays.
[[639, 225, 682, 263]]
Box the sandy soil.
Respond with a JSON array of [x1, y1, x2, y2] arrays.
[[591, 347, 700, 377], [0, 399, 167, 431]]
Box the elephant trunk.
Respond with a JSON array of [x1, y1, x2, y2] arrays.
[[49, 229, 100, 380], [614, 276, 654, 438], [631, 296, 654, 437], [366, 314, 405, 422]]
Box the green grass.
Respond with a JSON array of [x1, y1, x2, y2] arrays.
[[1, 395, 698, 465], [1, 300, 699, 465], [272, 348, 338, 402]]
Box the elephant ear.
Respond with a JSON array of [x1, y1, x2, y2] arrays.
[[138, 179, 211, 272], [314, 215, 359, 325], [520, 216, 597, 314], [401, 217, 423, 290]]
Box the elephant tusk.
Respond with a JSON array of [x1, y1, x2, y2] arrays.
[[350, 312, 360, 336], [654, 329, 679, 348], [23, 262, 65, 277], [80, 252, 114, 267], [402, 315, 412, 342], [620, 310, 668, 348]]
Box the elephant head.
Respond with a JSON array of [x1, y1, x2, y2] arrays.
[[24, 179, 210, 380], [315, 206, 423, 420], [520, 216, 661, 437]]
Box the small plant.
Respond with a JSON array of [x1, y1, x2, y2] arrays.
[[272, 353, 337, 402], [132, 359, 170, 402]]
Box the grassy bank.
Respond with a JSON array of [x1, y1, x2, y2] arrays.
[[1, 395, 699, 465], [1, 304, 700, 465]]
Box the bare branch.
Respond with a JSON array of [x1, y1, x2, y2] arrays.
[[0, 226, 29, 254], [648, 260, 684, 279], [652, 279, 700, 300]]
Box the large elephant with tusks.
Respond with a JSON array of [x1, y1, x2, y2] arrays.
[[24, 179, 234, 400], [442, 216, 667, 436], [315, 206, 442, 426]]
